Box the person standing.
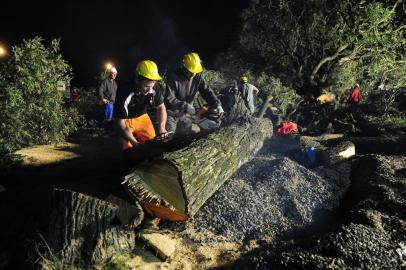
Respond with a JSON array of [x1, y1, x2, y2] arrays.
[[348, 83, 361, 123], [349, 83, 361, 105], [99, 66, 118, 122], [235, 75, 259, 114]]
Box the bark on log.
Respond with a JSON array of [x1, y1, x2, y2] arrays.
[[47, 189, 144, 266], [122, 117, 273, 221]]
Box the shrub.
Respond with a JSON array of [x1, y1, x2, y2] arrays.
[[0, 37, 80, 155], [255, 73, 303, 120]]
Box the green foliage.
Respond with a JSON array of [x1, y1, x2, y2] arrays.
[[332, 1, 406, 102], [202, 69, 228, 93], [222, 0, 405, 104], [195, 69, 230, 107], [365, 113, 406, 130], [74, 87, 100, 121], [0, 37, 80, 155], [255, 73, 303, 120]]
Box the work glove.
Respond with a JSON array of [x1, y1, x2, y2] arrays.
[[208, 105, 224, 121], [216, 105, 224, 115], [184, 103, 196, 115]]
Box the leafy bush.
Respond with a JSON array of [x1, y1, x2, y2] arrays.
[[223, 0, 405, 103], [255, 73, 303, 120], [193, 69, 230, 107], [74, 87, 100, 121], [0, 37, 80, 155]]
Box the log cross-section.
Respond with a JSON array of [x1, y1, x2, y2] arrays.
[[123, 117, 273, 221]]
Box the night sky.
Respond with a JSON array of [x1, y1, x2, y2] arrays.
[[1, 0, 249, 87]]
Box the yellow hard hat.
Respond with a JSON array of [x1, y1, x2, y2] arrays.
[[240, 75, 248, 82], [136, 60, 162, 81], [182, 52, 203, 74]]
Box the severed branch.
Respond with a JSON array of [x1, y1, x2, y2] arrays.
[[310, 44, 349, 85]]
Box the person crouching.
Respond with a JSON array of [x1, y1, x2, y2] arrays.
[[114, 60, 168, 155]]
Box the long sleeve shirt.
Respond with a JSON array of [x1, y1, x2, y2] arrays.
[[114, 83, 164, 119], [164, 68, 220, 115], [99, 78, 118, 102], [238, 82, 259, 114]]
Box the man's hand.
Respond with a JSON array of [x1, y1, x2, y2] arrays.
[[130, 138, 139, 147], [216, 105, 224, 115], [155, 130, 174, 142], [102, 98, 109, 104], [158, 127, 168, 135], [208, 105, 224, 121]]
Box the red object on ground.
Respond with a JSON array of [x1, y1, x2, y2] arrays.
[[277, 122, 298, 135], [350, 86, 360, 104]]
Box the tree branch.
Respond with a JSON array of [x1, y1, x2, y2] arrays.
[[309, 44, 349, 85]]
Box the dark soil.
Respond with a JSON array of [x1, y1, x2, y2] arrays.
[[0, 136, 128, 269]]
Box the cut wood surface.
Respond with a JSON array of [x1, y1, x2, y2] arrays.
[[123, 117, 273, 221]]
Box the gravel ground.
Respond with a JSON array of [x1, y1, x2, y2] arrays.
[[178, 153, 351, 242], [225, 155, 406, 269]]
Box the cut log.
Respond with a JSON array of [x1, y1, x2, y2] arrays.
[[317, 141, 355, 165], [47, 189, 144, 266], [346, 136, 406, 155], [122, 117, 273, 221]]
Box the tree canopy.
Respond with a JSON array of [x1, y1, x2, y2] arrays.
[[222, 0, 405, 99]]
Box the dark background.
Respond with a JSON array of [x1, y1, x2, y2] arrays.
[[0, 0, 249, 87]]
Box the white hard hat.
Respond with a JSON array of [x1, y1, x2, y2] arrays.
[[110, 67, 118, 74]]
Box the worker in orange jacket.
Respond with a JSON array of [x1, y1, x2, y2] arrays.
[[114, 60, 168, 150]]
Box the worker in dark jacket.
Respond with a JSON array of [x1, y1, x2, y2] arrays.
[[99, 66, 118, 122], [165, 52, 223, 135], [114, 60, 167, 150]]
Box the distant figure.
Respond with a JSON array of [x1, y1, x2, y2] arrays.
[[349, 83, 361, 105], [235, 75, 259, 114], [348, 83, 361, 123], [164, 52, 224, 136], [70, 88, 80, 104], [99, 66, 118, 122]]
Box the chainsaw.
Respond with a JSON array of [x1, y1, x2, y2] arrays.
[[193, 106, 224, 131]]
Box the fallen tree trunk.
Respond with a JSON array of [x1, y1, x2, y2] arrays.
[[122, 117, 273, 221]]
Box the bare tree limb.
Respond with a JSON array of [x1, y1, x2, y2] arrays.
[[310, 44, 349, 85]]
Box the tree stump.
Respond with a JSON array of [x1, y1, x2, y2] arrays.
[[122, 117, 273, 221], [47, 189, 144, 266]]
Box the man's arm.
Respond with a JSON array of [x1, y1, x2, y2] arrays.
[[198, 76, 220, 108], [165, 80, 186, 110], [253, 85, 259, 96], [117, 119, 139, 147], [156, 103, 168, 134], [98, 80, 108, 104]]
